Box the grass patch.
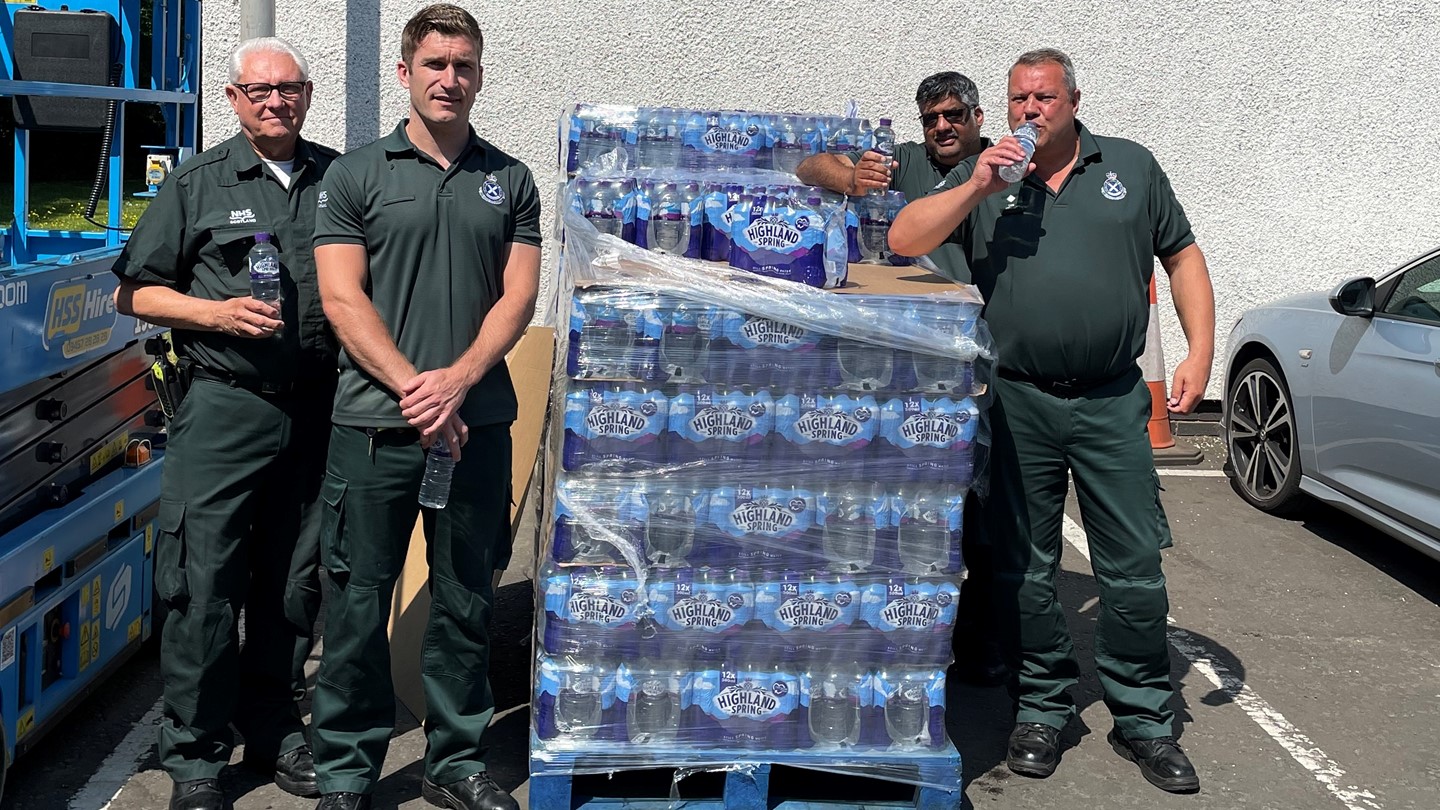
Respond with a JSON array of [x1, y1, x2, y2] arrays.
[[1, 180, 150, 231]]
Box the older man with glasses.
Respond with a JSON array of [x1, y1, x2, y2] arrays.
[[797, 71, 990, 283], [112, 36, 340, 810]]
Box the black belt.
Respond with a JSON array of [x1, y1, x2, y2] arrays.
[[190, 366, 333, 395], [997, 367, 1134, 398]]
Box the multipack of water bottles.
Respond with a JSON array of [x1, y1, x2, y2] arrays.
[[562, 102, 915, 284], [572, 170, 911, 287], [529, 204, 992, 788], [560, 103, 876, 175]]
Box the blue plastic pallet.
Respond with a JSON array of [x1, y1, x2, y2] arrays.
[[529, 747, 962, 810]]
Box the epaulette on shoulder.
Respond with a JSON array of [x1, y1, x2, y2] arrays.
[[169, 145, 232, 180]]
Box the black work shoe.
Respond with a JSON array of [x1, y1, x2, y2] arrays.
[[1108, 729, 1201, 793], [1006, 722, 1062, 778], [422, 772, 520, 810], [245, 744, 320, 797], [169, 778, 225, 810], [315, 793, 371, 810]]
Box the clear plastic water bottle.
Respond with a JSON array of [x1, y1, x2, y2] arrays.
[[808, 667, 863, 747], [881, 668, 931, 748], [638, 107, 681, 169], [836, 334, 893, 392], [555, 670, 605, 740], [771, 115, 805, 174], [896, 487, 950, 573], [998, 122, 1038, 183], [584, 180, 625, 238], [417, 435, 455, 509], [646, 182, 689, 255], [822, 483, 878, 571], [660, 299, 707, 382], [581, 299, 634, 378], [643, 484, 697, 566], [868, 118, 896, 198], [248, 233, 281, 303], [856, 195, 890, 263], [576, 105, 611, 171], [624, 659, 682, 744]]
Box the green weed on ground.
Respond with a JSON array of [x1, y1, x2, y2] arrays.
[[1, 180, 150, 231]]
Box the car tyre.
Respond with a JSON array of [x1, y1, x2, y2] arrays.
[[1226, 357, 1303, 514]]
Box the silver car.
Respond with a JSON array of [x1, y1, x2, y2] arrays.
[[1223, 248, 1440, 560]]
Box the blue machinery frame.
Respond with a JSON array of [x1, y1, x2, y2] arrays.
[[0, 0, 199, 263], [0, 1, 199, 791]]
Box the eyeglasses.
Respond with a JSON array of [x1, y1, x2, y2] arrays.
[[232, 81, 307, 102], [919, 108, 971, 128]]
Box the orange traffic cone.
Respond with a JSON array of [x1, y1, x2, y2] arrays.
[[1141, 276, 1175, 450], [1143, 277, 1204, 465]]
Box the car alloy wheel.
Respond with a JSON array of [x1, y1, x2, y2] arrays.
[[1227, 358, 1302, 513]]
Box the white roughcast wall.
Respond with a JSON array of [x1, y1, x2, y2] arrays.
[[203, 0, 1440, 398]]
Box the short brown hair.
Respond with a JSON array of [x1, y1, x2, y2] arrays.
[[1010, 48, 1076, 96], [401, 4, 483, 65]]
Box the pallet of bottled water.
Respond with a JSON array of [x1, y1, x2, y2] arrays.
[[531, 215, 993, 797]]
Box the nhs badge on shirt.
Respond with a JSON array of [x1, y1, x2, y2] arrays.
[[1101, 171, 1127, 201], [480, 174, 506, 205]]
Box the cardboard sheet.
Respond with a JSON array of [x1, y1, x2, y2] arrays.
[[386, 326, 556, 720]]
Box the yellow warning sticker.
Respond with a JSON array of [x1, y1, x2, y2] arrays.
[[90, 621, 100, 662], [91, 433, 130, 474], [81, 584, 92, 618], [145, 524, 154, 555], [127, 616, 142, 643], [114, 499, 125, 522], [80, 625, 92, 670], [41, 546, 54, 573], [92, 575, 102, 616], [16, 708, 35, 739]]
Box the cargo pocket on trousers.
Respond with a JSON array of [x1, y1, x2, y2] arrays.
[[1153, 470, 1175, 550], [319, 473, 350, 576], [155, 498, 191, 606]]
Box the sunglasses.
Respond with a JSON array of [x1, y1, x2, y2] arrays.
[[919, 108, 971, 128], [232, 81, 307, 102]]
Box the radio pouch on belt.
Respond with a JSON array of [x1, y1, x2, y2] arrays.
[[146, 335, 190, 421]]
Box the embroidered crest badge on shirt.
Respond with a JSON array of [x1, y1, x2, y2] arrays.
[[1101, 171, 1127, 201], [480, 175, 505, 205]]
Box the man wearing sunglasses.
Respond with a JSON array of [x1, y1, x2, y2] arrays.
[[796, 71, 989, 281], [800, 71, 1004, 691], [112, 37, 338, 810]]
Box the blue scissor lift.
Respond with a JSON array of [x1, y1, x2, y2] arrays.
[[0, 1, 200, 798]]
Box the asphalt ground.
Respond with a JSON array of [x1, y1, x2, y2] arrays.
[[5, 436, 1439, 809]]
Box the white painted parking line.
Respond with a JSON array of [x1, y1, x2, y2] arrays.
[[1061, 516, 1382, 810], [68, 698, 163, 810], [1155, 468, 1228, 478]]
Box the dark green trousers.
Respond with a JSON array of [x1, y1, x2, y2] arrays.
[[984, 369, 1177, 739], [312, 423, 513, 795], [155, 377, 331, 780]]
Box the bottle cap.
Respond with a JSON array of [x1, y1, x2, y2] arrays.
[[879, 118, 893, 126], [255, 232, 270, 242]]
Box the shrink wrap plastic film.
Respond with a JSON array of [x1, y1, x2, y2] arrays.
[[568, 153, 915, 289], [530, 202, 991, 790], [559, 102, 877, 176]]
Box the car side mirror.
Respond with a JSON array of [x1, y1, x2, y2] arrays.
[[1329, 276, 1376, 317]]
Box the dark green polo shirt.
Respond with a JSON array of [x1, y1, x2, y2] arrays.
[[112, 132, 339, 381], [932, 121, 1194, 381], [888, 139, 990, 283], [313, 121, 542, 429]]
